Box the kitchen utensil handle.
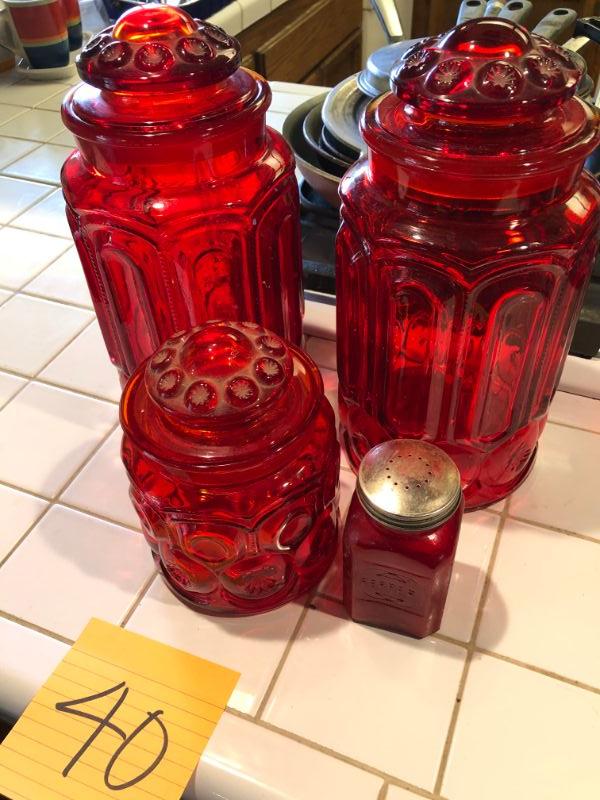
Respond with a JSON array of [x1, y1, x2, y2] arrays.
[[369, 0, 405, 44], [484, 0, 506, 16], [498, 0, 533, 25], [532, 8, 577, 41], [456, 0, 486, 23], [574, 16, 600, 44]]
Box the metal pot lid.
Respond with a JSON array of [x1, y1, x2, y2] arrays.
[[321, 73, 369, 154], [358, 37, 420, 97]]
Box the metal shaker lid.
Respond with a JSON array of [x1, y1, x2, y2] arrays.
[[357, 440, 462, 531]]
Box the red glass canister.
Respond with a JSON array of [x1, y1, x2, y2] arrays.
[[121, 320, 340, 616], [336, 19, 600, 509], [343, 440, 463, 638], [61, 5, 303, 383]]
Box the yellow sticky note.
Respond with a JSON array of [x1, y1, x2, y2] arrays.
[[0, 618, 240, 800]]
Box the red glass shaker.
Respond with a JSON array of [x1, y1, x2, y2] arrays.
[[343, 440, 463, 638], [61, 5, 303, 384], [120, 320, 340, 616], [336, 19, 600, 509]]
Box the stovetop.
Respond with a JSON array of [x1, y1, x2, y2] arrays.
[[300, 181, 600, 359]]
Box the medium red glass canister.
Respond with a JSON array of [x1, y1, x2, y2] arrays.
[[336, 18, 600, 509], [121, 320, 340, 615], [61, 5, 303, 383]]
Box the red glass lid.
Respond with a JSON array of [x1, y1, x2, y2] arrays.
[[78, 5, 240, 91], [121, 321, 324, 467], [146, 322, 294, 423], [391, 18, 582, 119]]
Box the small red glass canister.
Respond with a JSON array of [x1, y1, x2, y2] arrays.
[[336, 18, 600, 509], [121, 320, 340, 616], [344, 440, 463, 638], [62, 5, 303, 384]]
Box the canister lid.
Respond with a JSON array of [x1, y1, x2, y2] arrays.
[[391, 18, 581, 120], [78, 5, 240, 91], [145, 322, 293, 423], [120, 321, 325, 470], [357, 440, 462, 531]]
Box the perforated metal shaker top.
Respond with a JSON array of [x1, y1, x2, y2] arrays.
[[357, 440, 462, 531]]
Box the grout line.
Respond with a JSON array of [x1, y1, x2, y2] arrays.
[[0, 142, 43, 171], [506, 514, 600, 545], [19, 289, 93, 313], [228, 710, 437, 799], [547, 418, 600, 437], [255, 599, 312, 720], [0, 479, 49, 503], [0, 184, 54, 227], [474, 648, 600, 697], [119, 568, 159, 628], [377, 781, 388, 800], [432, 506, 508, 797], [0, 609, 74, 646], [9, 220, 70, 241], [57, 499, 140, 534], [29, 376, 118, 406]]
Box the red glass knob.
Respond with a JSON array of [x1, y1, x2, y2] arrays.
[[146, 321, 293, 421], [78, 5, 240, 91], [391, 18, 582, 119]]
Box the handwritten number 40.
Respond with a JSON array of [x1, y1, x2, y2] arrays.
[[55, 682, 169, 791]]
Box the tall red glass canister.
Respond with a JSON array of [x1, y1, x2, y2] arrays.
[[61, 5, 303, 383], [121, 321, 340, 616], [336, 19, 600, 509]]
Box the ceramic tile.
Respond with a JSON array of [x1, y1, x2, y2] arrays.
[[0, 294, 92, 376], [11, 188, 70, 236], [208, 0, 243, 35], [35, 86, 72, 112], [443, 653, 600, 800], [263, 608, 466, 790], [127, 576, 305, 715], [40, 321, 121, 402], [265, 111, 287, 134], [0, 505, 154, 640], [0, 226, 70, 289], [0, 381, 116, 497], [0, 81, 68, 108], [509, 423, 600, 539], [238, 0, 270, 27], [49, 127, 76, 148], [269, 91, 320, 115], [439, 511, 498, 643], [478, 519, 600, 688], [0, 369, 26, 409], [4, 143, 71, 184], [321, 366, 339, 427], [0, 104, 26, 126], [269, 81, 327, 97], [62, 428, 138, 529], [0, 616, 69, 718], [318, 468, 356, 601], [0, 483, 47, 562], [271, 0, 289, 7], [0, 287, 10, 304], [548, 391, 600, 433], [0, 109, 63, 141], [187, 712, 383, 800], [305, 335, 336, 371], [0, 136, 38, 168], [0, 176, 51, 224], [23, 246, 91, 307], [386, 788, 422, 800]]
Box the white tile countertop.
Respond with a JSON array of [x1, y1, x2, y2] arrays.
[[0, 71, 599, 800]]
